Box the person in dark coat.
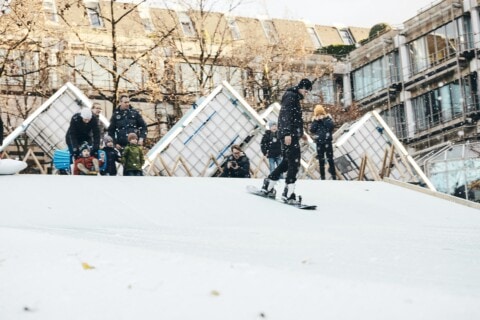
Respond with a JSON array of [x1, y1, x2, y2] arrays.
[[260, 78, 312, 202], [66, 108, 100, 160], [221, 144, 250, 178], [100, 135, 121, 176], [310, 104, 336, 180], [261, 121, 282, 173], [107, 95, 147, 149], [0, 110, 3, 147]]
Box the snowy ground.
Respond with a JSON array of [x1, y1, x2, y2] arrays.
[[1, 175, 480, 320]]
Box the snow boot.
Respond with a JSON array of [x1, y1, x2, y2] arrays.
[[261, 178, 277, 198], [282, 183, 297, 203]]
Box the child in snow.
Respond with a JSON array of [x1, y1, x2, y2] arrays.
[[73, 143, 102, 175], [121, 132, 144, 176], [100, 135, 122, 176]]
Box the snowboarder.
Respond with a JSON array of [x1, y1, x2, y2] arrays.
[[260, 78, 312, 203]]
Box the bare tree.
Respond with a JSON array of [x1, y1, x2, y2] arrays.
[[0, 0, 57, 160], [55, 0, 175, 114]]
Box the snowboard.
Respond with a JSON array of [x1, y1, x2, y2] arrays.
[[246, 185, 317, 210]]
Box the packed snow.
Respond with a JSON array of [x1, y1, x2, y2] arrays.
[[1, 175, 480, 320]]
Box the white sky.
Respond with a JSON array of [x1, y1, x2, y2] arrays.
[[235, 0, 439, 28], [1, 174, 480, 319], [142, 0, 439, 28]]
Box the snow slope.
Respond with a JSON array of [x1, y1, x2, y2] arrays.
[[1, 175, 480, 320]]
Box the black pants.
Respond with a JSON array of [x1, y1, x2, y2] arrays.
[[268, 138, 301, 184], [317, 141, 335, 179]]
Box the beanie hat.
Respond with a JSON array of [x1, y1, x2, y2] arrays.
[[268, 121, 277, 127], [314, 105, 326, 117], [298, 78, 312, 91], [128, 132, 138, 142], [104, 135, 113, 144], [80, 108, 92, 120], [80, 142, 90, 152]]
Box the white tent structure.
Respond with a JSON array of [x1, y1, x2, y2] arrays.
[[143, 81, 270, 177], [0, 82, 109, 158], [332, 110, 436, 190]]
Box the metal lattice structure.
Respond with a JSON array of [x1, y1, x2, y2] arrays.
[[332, 110, 436, 190], [0, 82, 109, 157], [143, 81, 270, 177]]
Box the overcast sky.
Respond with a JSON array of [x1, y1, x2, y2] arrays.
[[233, 0, 439, 28]]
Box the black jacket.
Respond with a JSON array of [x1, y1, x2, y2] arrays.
[[261, 130, 282, 158], [107, 106, 147, 147], [0, 114, 3, 145], [66, 113, 100, 153], [100, 146, 121, 176], [310, 116, 335, 144], [278, 87, 305, 139], [221, 154, 250, 178]]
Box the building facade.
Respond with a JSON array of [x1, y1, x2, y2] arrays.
[[343, 0, 480, 154]]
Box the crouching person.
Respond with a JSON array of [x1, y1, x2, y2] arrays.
[[221, 144, 250, 178], [74, 143, 101, 175]]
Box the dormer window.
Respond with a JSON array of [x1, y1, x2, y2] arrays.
[[178, 12, 196, 37], [226, 16, 241, 40], [260, 19, 279, 44], [338, 28, 354, 45], [43, 0, 58, 23], [138, 7, 154, 33], [307, 26, 322, 49], [85, 1, 103, 28]]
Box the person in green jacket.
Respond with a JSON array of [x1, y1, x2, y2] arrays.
[[122, 132, 144, 176]]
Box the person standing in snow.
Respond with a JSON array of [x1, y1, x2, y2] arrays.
[[310, 104, 336, 180], [66, 107, 100, 160], [100, 135, 121, 176], [107, 95, 147, 150], [261, 121, 282, 174], [121, 132, 145, 176], [260, 78, 312, 202], [221, 144, 251, 178], [0, 109, 3, 147]]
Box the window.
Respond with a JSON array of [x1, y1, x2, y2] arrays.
[[0, 49, 40, 86], [411, 77, 476, 132], [85, 1, 103, 28], [338, 28, 354, 45], [260, 20, 279, 44], [138, 7, 154, 33], [178, 12, 196, 37], [43, 0, 58, 22], [307, 27, 322, 49], [380, 104, 407, 139], [352, 55, 394, 100], [226, 17, 241, 40], [0, 0, 10, 15], [74, 55, 112, 88]]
